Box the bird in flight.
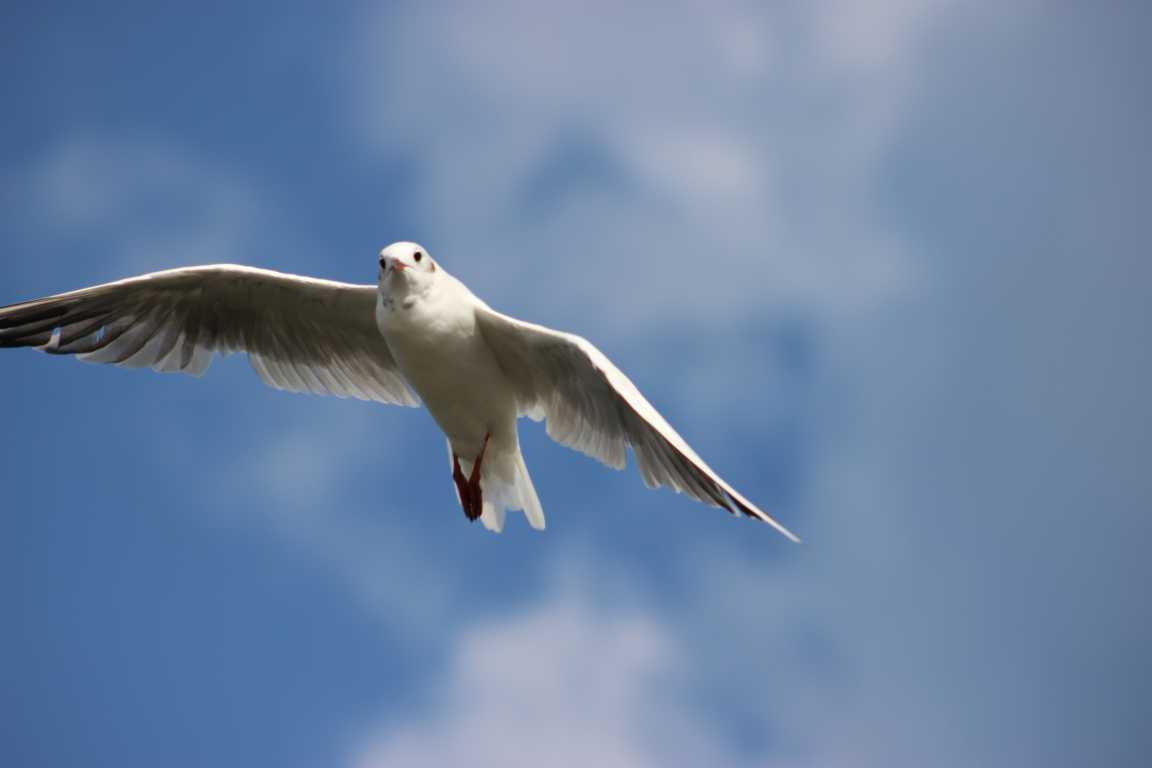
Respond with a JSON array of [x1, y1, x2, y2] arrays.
[[0, 242, 798, 541]]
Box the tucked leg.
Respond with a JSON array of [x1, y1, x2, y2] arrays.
[[452, 433, 491, 523], [467, 433, 491, 520], [452, 453, 478, 521]]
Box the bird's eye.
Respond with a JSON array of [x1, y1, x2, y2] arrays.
[[414, 251, 423, 263]]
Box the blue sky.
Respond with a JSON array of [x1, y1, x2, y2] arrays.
[[2, 1, 1150, 766]]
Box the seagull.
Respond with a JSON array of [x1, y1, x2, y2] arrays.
[[0, 242, 798, 541]]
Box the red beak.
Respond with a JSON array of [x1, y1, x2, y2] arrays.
[[392, 261, 407, 272]]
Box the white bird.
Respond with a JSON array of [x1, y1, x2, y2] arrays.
[[0, 242, 798, 541]]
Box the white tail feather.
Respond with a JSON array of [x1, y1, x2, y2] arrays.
[[479, 501, 506, 532], [447, 441, 546, 532], [511, 449, 545, 530]]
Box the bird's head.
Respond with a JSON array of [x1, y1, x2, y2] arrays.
[[378, 241, 439, 295]]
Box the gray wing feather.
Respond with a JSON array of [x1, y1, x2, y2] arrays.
[[474, 305, 799, 541], [0, 265, 418, 406]]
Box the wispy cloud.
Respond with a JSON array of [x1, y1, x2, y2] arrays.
[[348, 1, 940, 333], [351, 558, 743, 768], [335, 2, 1152, 766]]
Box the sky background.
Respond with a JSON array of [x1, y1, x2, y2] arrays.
[[1, 1, 1150, 766]]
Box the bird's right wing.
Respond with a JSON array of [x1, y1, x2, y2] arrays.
[[0, 265, 418, 406]]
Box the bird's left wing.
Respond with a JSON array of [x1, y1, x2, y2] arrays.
[[474, 304, 799, 541], [0, 265, 418, 406]]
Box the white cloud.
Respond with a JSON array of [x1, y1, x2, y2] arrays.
[[337, 4, 963, 759], [335, 5, 1152, 767], [351, 560, 741, 768], [349, 0, 945, 333], [811, 0, 949, 72]]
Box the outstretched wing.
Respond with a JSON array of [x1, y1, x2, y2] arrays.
[[0, 265, 418, 406], [474, 305, 798, 541]]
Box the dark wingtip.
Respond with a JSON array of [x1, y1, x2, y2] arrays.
[[726, 492, 802, 543], [0, 302, 70, 330]]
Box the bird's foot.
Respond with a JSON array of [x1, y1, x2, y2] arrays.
[[453, 433, 491, 523]]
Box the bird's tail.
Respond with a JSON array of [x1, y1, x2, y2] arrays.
[[448, 441, 546, 532]]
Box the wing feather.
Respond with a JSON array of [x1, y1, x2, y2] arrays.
[[0, 265, 418, 407], [475, 306, 799, 541]]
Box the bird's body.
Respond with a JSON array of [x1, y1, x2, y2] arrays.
[[376, 264, 535, 530], [0, 241, 798, 541], [378, 268, 512, 460]]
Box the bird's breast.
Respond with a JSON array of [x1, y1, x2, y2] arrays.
[[380, 302, 517, 455]]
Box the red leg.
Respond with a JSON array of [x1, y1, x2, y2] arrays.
[[466, 433, 491, 522], [468, 433, 491, 486], [452, 453, 479, 521], [452, 434, 492, 524]]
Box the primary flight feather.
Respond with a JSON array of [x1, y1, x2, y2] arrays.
[[0, 242, 799, 541]]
